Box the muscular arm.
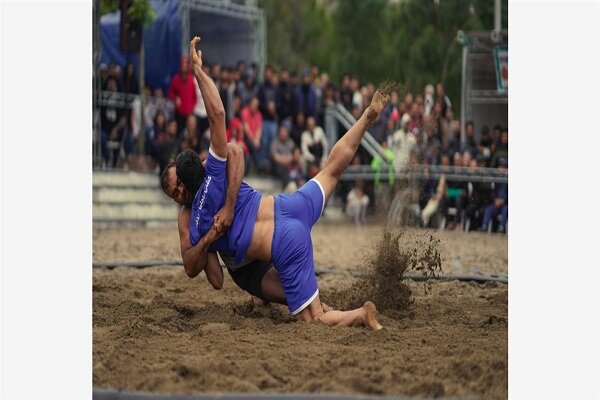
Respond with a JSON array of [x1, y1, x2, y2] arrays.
[[213, 143, 245, 234], [190, 36, 227, 159], [178, 144, 245, 282], [178, 207, 224, 284]]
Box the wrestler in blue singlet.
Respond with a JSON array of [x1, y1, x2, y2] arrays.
[[188, 148, 326, 315]]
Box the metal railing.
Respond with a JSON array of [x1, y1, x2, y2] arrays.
[[341, 164, 508, 183], [325, 103, 386, 160]]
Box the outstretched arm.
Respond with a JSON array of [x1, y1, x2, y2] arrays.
[[189, 36, 227, 159]]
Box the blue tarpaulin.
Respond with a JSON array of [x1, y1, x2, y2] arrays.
[[100, 0, 181, 93]]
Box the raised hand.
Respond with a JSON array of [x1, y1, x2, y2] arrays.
[[189, 36, 203, 72]]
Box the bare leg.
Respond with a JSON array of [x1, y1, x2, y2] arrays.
[[314, 90, 390, 201], [295, 294, 382, 330]]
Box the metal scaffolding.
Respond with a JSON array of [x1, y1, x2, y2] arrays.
[[459, 30, 508, 144], [180, 0, 266, 77]]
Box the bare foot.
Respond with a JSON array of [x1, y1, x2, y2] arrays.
[[366, 90, 390, 121], [363, 301, 383, 331], [251, 295, 269, 312], [322, 302, 334, 312]]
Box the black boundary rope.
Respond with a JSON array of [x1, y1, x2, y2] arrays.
[[92, 260, 507, 284], [93, 389, 418, 400]]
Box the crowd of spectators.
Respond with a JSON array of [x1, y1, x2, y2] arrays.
[[98, 58, 508, 233]]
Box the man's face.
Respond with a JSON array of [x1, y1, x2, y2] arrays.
[[307, 117, 316, 131], [164, 167, 188, 205], [280, 70, 289, 82], [501, 131, 508, 144], [250, 98, 259, 111], [466, 124, 474, 137], [278, 126, 288, 141], [167, 121, 177, 137]]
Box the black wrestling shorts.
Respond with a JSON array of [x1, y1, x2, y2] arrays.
[[227, 259, 273, 300]]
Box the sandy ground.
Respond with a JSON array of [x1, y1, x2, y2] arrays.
[[93, 222, 507, 398]]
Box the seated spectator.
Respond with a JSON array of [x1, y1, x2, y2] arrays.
[[443, 152, 467, 229], [463, 157, 485, 231], [480, 159, 508, 233], [290, 111, 306, 148], [490, 128, 508, 168], [145, 110, 167, 161], [300, 116, 329, 176], [241, 96, 264, 173], [284, 147, 306, 193], [420, 162, 447, 228], [182, 114, 203, 154], [100, 77, 133, 167], [346, 180, 370, 224], [270, 123, 296, 187]]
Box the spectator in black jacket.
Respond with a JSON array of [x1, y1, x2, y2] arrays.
[[276, 68, 295, 121], [480, 159, 508, 233]]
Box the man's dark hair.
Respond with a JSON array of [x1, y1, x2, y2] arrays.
[[176, 150, 205, 206], [465, 120, 474, 129], [160, 161, 176, 193]]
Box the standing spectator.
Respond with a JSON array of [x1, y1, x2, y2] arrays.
[[407, 103, 421, 134], [193, 77, 209, 137], [276, 68, 295, 121], [463, 120, 478, 155], [227, 96, 251, 174], [436, 82, 452, 118], [218, 68, 234, 124], [392, 113, 416, 171], [301, 116, 328, 174], [258, 65, 279, 164], [146, 87, 174, 124], [146, 110, 167, 161], [270, 123, 296, 186], [424, 84, 435, 116], [100, 77, 131, 167], [290, 111, 306, 148], [236, 69, 259, 106], [156, 119, 179, 173], [241, 96, 263, 172], [346, 180, 370, 224], [352, 78, 363, 111], [480, 159, 508, 233], [492, 124, 502, 153], [121, 62, 139, 95], [168, 56, 197, 139], [447, 119, 462, 155], [340, 73, 353, 110], [478, 125, 494, 165], [295, 71, 317, 118], [490, 128, 509, 168]]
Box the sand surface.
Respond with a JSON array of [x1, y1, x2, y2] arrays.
[[93, 222, 507, 398]]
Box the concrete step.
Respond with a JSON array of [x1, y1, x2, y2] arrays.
[[93, 171, 160, 187], [93, 202, 179, 221], [93, 187, 170, 203]]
